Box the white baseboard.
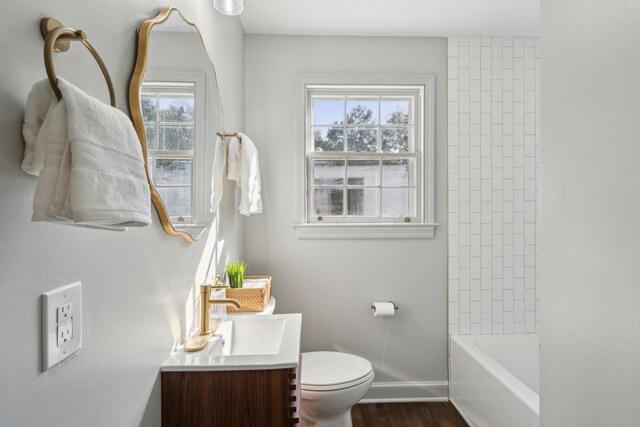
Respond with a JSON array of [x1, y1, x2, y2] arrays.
[[360, 381, 449, 403]]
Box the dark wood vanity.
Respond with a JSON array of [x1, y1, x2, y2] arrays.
[[161, 364, 300, 427], [159, 313, 303, 426]]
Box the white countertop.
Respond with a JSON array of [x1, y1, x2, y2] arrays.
[[161, 313, 302, 372]]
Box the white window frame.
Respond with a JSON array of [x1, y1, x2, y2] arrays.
[[294, 75, 437, 239], [143, 71, 208, 232]]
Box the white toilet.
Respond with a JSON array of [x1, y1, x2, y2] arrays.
[[300, 351, 374, 427]]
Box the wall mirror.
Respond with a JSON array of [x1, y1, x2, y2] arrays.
[[129, 7, 224, 242]]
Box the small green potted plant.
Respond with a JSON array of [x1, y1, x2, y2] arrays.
[[226, 260, 246, 289]]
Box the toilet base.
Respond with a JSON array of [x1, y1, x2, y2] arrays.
[[300, 409, 353, 427]]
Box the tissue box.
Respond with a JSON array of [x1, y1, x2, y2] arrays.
[[225, 276, 272, 312]]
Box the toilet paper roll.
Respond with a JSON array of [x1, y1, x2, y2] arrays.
[[372, 302, 396, 317]]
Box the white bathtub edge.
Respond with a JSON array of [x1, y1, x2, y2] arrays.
[[450, 396, 476, 427], [451, 334, 540, 416]]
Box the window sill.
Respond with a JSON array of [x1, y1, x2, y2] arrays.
[[173, 223, 207, 233], [171, 223, 208, 241], [292, 223, 438, 239]]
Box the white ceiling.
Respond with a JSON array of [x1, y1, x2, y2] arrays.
[[239, 0, 540, 37]]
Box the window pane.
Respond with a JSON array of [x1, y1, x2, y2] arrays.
[[382, 159, 412, 186], [314, 126, 344, 152], [148, 155, 155, 179], [347, 188, 378, 216], [381, 128, 409, 153], [381, 99, 411, 125], [382, 188, 413, 217], [347, 159, 380, 185], [313, 98, 344, 125], [314, 188, 343, 216], [156, 159, 192, 185], [157, 187, 192, 218], [145, 125, 157, 150], [159, 97, 194, 123], [347, 128, 377, 152], [346, 98, 378, 125], [160, 126, 194, 151], [141, 95, 157, 122], [313, 160, 345, 185]]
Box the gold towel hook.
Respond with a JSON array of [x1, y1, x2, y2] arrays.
[[40, 18, 116, 107]]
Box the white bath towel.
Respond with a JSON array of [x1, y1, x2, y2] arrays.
[[58, 79, 151, 227], [226, 133, 262, 216], [22, 79, 57, 176], [28, 78, 151, 229], [32, 100, 121, 231], [210, 135, 226, 214], [32, 99, 70, 223]]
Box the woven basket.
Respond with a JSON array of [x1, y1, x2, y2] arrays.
[[226, 276, 272, 313]]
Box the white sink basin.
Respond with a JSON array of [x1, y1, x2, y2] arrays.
[[208, 318, 286, 356], [161, 313, 302, 371]]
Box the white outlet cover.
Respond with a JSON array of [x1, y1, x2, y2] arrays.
[[42, 282, 82, 370]]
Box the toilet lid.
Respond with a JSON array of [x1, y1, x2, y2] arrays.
[[301, 351, 373, 390]]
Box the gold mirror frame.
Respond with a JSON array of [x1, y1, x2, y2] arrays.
[[129, 7, 225, 243]]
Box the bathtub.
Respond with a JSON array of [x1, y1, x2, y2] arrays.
[[450, 334, 539, 427]]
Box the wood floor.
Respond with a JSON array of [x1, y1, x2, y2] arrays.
[[351, 402, 468, 427]]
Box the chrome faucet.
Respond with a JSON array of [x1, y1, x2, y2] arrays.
[[184, 278, 241, 352]]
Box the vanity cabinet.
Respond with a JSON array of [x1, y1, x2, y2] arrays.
[[161, 364, 300, 427], [160, 313, 303, 426]]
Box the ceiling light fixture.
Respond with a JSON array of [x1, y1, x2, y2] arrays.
[[214, 0, 243, 16]]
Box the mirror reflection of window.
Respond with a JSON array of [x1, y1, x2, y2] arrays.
[[130, 8, 224, 242], [142, 82, 196, 223]]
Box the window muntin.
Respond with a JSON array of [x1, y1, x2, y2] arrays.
[[306, 87, 423, 223], [142, 82, 196, 224]]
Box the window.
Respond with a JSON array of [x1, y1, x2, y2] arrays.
[[295, 76, 436, 239], [141, 72, 207, 228]]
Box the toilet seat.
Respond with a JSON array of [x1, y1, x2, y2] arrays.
[[301, 351, 374, 392], [302, 369, 374, 392]]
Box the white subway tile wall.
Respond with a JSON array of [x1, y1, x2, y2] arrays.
[[448, 37, 540, 336]]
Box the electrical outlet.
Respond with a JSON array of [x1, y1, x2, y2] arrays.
[[42, 282, 82, 371], [57, 302, 73, 323], [57, 319, 73, 346]]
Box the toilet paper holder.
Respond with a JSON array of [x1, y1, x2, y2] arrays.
[[370, 301, 399, 311]]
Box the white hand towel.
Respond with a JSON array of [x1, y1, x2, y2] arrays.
[[210, 135, 226, 214], [226, 136, 241, 182], [226, 133, 263, 216], [57, 79, 151, 228], [22, 79, 57, 176]]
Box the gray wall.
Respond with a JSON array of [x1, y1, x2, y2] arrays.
[[244, 35, 448, 400], [0, 1, 244, 426], [540, 0, 640, 425]]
